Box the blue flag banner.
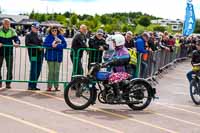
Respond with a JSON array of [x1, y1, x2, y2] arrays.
[[183, 0, 196, 36]]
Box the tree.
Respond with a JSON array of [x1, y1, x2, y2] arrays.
[[153, 26, 166, 32], [100, 15, 107, 25], [27, 11, 159, 32], [39, 14, 46, 22], [64, 11, 71, 18], [121, 24, 135, 33], [30, 10, 35, 19], [56, 15, 66, 25], [104, 24, 113, 33], [194, 19, 200, 33], [121, 24, 129, 32], [138, 16, 151, 27], [70, 14, 78, 26], [34, 13, 40, 21], [78, 14, 93, 20]]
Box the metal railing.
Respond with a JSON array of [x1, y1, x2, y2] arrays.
[[0, 45, 74, 88], [0, 45, 188, 89]]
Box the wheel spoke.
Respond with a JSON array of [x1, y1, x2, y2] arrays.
[[64, 80, 93, 110], [80, 95, 90, 100]]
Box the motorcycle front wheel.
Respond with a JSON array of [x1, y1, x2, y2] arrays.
[[190, 79, 200, 105], [64, 79, 95, 110]]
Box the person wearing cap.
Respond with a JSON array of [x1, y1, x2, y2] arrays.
[[25, 23, 44, 90], [88, 29, 108, 69], [0, 18, 20, 88], [124, 31, 135, 49]]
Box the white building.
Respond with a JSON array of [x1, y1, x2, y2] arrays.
[[151, 19, 183, 31], [0, 14, 29, 23]]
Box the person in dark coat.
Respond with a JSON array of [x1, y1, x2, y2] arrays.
[[71, 24, 87, 76], [124, 31, 135, 49], [88, 29, 108, 69], [25, 23, 44, 90]]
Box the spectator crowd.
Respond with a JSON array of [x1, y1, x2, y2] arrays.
[[0, 18, 197, 91]]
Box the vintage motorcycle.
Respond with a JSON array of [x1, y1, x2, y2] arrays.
[[64, 62, 156, 110]]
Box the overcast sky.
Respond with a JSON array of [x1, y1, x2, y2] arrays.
[[1, 0, 200, 20]]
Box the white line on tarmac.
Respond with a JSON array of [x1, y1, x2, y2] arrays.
[[155, 102, 200, 117], [0, 94, 123, 133], [156, 102, 199, 109], [0, 112, 57, 133], [1, 88, 180, 133], [26, 89, 177, 133], [145, 110, 200, 128]]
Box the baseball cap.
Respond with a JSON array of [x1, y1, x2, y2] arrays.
[[31, 23, 40, 29], [96, 29, 104, 35]]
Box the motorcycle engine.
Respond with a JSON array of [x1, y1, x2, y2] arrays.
[[106, 92, 115, 103]]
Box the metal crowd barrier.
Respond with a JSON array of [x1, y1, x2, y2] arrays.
[[0, 45, 188, 89], [0, 45, 74, 88], [143, 46, 188, 81], [73, 46, 189, 80]]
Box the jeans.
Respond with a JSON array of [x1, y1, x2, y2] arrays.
[[0, 56, 13, 85], [28, 60, 43, 88], [140, 61, 148, 78], [186, 70, 195, 82]]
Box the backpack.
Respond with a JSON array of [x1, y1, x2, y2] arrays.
[[128, 48, 137, 65]]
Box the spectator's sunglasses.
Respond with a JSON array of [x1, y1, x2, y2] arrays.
[[51, 29, 58, 32]]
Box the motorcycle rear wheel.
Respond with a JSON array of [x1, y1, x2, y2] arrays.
[[127, 82, 152, 110]]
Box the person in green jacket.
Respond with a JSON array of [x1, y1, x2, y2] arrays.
[[0, 19, 20, 88]]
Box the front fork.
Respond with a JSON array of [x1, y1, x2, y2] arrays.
[[89, 82, 98, 105]]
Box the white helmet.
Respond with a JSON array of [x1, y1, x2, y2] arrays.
[[112, 34, 125, 47]]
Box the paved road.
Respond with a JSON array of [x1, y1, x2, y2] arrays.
[[0, 59, 200, 133]]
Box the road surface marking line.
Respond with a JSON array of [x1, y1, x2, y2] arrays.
[[146, 111, 200, 127], [92, 108, 178, 133], [155, 103, 200, 116], [34, 90, 178, 133], [0, 112, 57, 133], [0, 94, 123, 133], [156, 102, 198, 109], [1, 89, 178, 133]]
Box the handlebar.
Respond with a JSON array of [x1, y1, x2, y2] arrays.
[[101, 61, 113, 68]]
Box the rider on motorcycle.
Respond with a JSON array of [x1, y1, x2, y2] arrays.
[[107, 34, 130, 72], [186, 40, 200, 82], [104, 34, 130, 101]]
